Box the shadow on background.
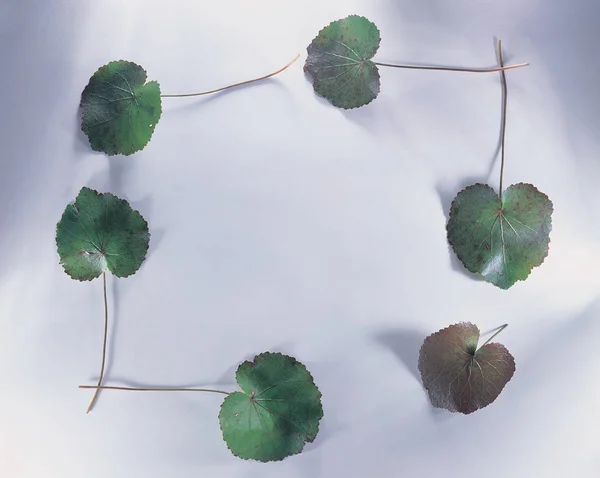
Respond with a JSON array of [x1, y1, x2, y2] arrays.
[[87, 373, 236, 392], [373, 327, 463, 422], [73, 107, 96, 156], [302, 67, 408, 137], [162, 77, 290, 113], [432, 35, 509, 282], [379, 0, 600, 167], [515, 296, 600, 384], [518, 1, 600, 151], [0, 2, 85, 281], [87, 158, 166, 260], [435, 175, 489, 281], [373, 327, 424, 383]]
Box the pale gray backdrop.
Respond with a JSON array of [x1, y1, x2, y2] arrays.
[[1, 0, 599, 477]]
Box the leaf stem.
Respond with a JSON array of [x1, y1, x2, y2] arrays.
[[372, 60, 529, 74], [86, 272, 109, 414], [497, 40, 508, 201], [160, 53, 300, 98], [477, 323, 508, 351], [79, 385, 230, 395]]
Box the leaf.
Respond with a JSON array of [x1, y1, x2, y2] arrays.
[[218, 352, 323, 462], [446, 182, 553, 289], [56, 187, 150, 281], [304, 15, 381, 109], [80, 60, 162, 156], [418, 322, 515, 414]]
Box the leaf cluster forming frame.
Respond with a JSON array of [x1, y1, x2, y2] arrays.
[[56, 12, 556, 464]]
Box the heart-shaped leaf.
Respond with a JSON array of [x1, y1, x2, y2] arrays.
[[304, 15, 381, 109], [446, 182, 553, 289], [56, 187, 150, 281], [218, 352, 323, 462], [80, 60, 162, 156], [418, 322, 515, 414]]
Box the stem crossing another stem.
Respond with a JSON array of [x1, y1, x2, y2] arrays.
[[161, 53, 300, 98], [86, 272, 109, 414]]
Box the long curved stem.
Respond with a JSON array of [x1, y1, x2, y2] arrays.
[[79, 385, 230, 395], [477, 324, 508, 351], [373, 60, 528, 74], [86, 272, 109, 414], [497, 40, 508, 200], [161, 53, 300, 98]]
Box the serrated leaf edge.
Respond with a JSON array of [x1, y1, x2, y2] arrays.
[[418, 322, 516, 414], [446, 182, 553, 289], [55, 186, 150, 282], [218, 351, 324, 462], [458, 342, 516, 414], [304, 14, 382, 110], [80, 60, 162, 156]]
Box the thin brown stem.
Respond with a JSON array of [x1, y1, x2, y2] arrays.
[[497, 40, 508, 200], [86, 272, 109, 414], [79, 385, 230, 395], [161, 53, 300, 98], [477, 324, 508, 351], [373, 61, 529, 74]]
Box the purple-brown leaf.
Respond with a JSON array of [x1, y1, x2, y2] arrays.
[[418, 322, 515, 414]]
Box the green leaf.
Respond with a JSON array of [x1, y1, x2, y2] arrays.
[[218, 352, 323, 462], [418, 322, 516, 414], [80, 60, 162, 156], [304, 15, 381, 109], [56, 187, 150, 281], [447, 182, 553, 289]]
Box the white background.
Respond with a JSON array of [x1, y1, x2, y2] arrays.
[[1, 0, 600, 477]]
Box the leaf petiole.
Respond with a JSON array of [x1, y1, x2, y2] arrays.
[[85, 271, 109, 414], [79, 385, 231, 395], [161, 53, 300, 98], [477, 323, 508, 351], [497, 39, 508, 201], [373, 60, 529, 74]]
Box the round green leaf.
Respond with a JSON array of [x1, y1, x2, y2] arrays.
[[447, 182, 553, 289], [218, 352, 323, 462], [56, 187, 150, 281], [418, 322, 516, 414], [304, 15, 381, 109], [80, 60, 162, 156]]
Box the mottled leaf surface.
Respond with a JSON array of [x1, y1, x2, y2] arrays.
[[418, 322, 515, 414], [80, 60, 162, 155], [447, 182, 553, 289], [219, 352, 323, 462], [56, 187, 150, 281], [304, 15, 381, 109]]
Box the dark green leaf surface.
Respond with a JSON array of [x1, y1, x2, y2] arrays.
[[304, 15, 381, 109], [447, 182, 553, 289], [418, 322, 515, 414], [80, 60, 162, 155], [219, 352, 323, 462], [56, 187, 150, 281]]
